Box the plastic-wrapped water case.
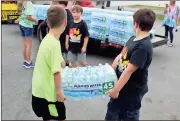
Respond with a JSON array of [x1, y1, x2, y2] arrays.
[[33, 5, 49, 21], [82, 7, 95, 29], [90, 12, 112, 41], [61, 63, 118, 100], [99, 9, 134, 16], [108, 15, 135, 46]]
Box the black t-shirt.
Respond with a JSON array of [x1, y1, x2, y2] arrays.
[[66, 20, 90, 54], [116, 36, 153, 97], [60, 9, 73, 53]]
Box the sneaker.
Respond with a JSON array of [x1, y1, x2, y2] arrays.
[[23, 61, 26, 67], [168, 43, 173, 47], [24, 61, 35, 69]]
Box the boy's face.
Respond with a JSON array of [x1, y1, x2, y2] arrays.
[[72, 10, 82, 20]]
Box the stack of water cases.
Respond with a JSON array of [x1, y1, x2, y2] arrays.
[[33, 5, 50, 21], [90, 9, 112, 41], [82, 8, 135, 45], [103, 9, 134, 16], [109, 14, 135, 46], [82, 7, 94, 30], [61, 64, 118, 100]]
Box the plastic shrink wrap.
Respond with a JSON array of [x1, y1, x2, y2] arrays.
[[108, 15, 135, 46], [61, 64, 118, 100], [90, 12, 112, 41], [33, 5, 49, 21], [32, 6, 155, 46]]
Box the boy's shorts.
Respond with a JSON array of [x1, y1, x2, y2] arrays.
[[67, 51, 86, 62], [105, 92, 144, 120], [62, 52, 67, 59], [32, 95, 66, 120], [19, 25, 33, 37]]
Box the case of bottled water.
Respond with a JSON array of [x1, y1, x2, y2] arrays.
[[108, 15, 135, 46], [61, 64, 118, 100], [82, 7, 95, 29], [33, 5, 49, 21], [90, 12, 112, 41]]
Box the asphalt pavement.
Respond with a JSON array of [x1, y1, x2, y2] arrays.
[[2, 20, 180, 120]]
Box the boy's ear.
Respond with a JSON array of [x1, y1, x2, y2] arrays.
[[46, 20, 50, 28], [134, 22, 139, 29], [64, 20, 67, 27]]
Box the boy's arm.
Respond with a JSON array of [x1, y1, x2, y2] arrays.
[[114, 49, 148, 92], [82, 22, 90, 52], [65, 24, 70, 50], [51, 45, 65, 102], [82, 37, 89, 49], [112, 53, 122, 69], [54, 72, 61, 93], [65, 35, 69, 50]]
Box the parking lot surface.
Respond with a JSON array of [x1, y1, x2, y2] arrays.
[[2, 21, 180, 120]]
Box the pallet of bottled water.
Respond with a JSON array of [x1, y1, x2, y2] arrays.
[[61, 63, 118, 100]]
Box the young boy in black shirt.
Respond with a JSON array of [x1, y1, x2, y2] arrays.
[[39, 1, 73, 66], [105, 9, 156, 120], [66, 5, 89, 67]]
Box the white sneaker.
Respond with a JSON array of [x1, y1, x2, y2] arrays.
[[168, 43, 173, 47]]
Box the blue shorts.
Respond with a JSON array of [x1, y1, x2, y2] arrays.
[[19, 25, 33, 37]]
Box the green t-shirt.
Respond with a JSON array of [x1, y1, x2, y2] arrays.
[[32, 34, 64, 102], [19, 1, 34, 28]]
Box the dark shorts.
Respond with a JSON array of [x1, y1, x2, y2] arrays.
[[19, 25, 33, 37], [31, 95, 66, 121], [105, 92, 145, 120]]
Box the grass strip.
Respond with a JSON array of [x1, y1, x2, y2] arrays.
[[125, 5, 165, 11]]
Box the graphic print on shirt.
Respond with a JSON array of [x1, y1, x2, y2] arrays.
[[118, 46, 129, 72], [69, 28, 82, 43]]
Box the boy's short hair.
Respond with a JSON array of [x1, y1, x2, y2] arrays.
[[72, 5, 83, 14], [58, 1, 68, 6], [133, 8, 156, 31], [47, 5, 67, 29]]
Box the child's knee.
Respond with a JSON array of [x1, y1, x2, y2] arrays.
[[71, 62, 78, 68], [80, 62, 87, 66]]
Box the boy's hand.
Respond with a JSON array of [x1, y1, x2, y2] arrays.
[[81, 47, 86, 53], [106, 88, 119, 99], [65, 44, 69, 51], [35, 20, 38, 25], [61, 61, 66, 68], [56, 90, 66, 102]]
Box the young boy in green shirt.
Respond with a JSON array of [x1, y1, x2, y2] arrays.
[[31, 5, 67, 121]]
